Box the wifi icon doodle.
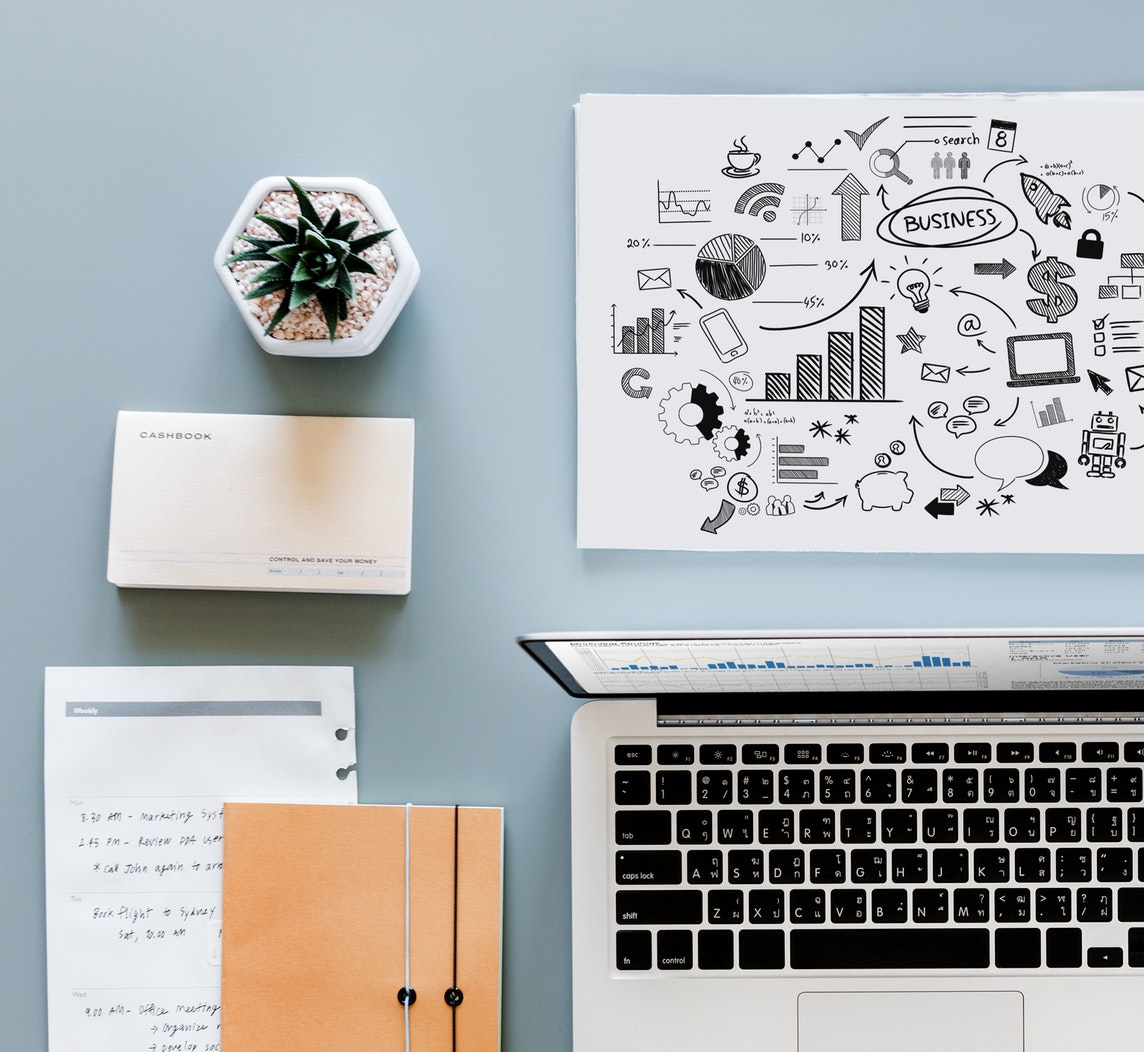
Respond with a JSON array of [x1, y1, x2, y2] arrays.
[[734, 182, 785, 222]]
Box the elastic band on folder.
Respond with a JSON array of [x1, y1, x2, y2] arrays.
[[445, 805, 463, 1051], [402, 802, 414, 1052]]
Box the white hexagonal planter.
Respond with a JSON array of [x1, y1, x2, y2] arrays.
[[213, 175, 419, 357]]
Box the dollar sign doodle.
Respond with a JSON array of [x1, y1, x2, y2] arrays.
[[736, 476, 751, 497], [1026, 256, 1078, 324]]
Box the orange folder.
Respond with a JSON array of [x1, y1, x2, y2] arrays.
[[221, 802, 503, 1051]]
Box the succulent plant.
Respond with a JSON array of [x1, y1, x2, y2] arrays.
[[226, 177, 394, 341]]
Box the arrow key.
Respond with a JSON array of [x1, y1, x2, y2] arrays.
[[1088, 946, 1123, 968]]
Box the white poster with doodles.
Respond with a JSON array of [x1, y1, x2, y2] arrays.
[[575, 92, 1144, 551]]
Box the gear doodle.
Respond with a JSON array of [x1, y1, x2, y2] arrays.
[[712, 425, 752, 461], [658, 383, 725, 444]]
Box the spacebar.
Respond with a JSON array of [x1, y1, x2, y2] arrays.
[[790, 929, 989, 969]]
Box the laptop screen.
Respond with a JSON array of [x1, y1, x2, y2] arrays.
[[519, 630, 1144, 714]]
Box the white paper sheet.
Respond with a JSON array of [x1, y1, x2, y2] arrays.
[[575, 92, 1144, 551], [44, 666, 357, 1052]]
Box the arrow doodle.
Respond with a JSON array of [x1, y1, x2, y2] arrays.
[[759, 261, 878, 332], [973, 259, 1016, 279], [700, 499, 736, 534], [909, 416, 974, 479]]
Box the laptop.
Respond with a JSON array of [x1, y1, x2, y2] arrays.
[[518, 628, 1144, 1052]]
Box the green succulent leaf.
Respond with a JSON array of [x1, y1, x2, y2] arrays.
[[344, 255, 378, 275], [252, 213, 301, 243], [287, 177, 323, 227], [263, 296, 295, 336], [349, 228, 393, 252]]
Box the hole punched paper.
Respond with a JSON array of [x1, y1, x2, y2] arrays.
[[43, 665, 357, 1052], [107, 410, 414, 594]]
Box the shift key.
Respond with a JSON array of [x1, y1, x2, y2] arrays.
[[617, 889, 703, 925]]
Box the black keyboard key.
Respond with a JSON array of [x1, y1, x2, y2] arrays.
[[1127, 743, 1144, 763], [1131, 808, 1144, 842], [1077, 887, 1113, 922], [707, 889, 744, 925], [790, 889, 827, 924], [1045, 807, 1082, 842], [1014, 848, 1051, 883], [943, 769, 978, 803], [1036, 888, 1072, 923], [901, 769, 938, 804], [785, 743, 821, 765], [656, 770, 692, 805], [870, 743, 907, 764], [737, 769, 773, 805], [839, 809, 877, 843], [1083, 742, 1119, 763], [727, 850, 765, 885], [616, 929, 652, 970], [1055, 847, 1091, 883], [1025, 767, 1061, 803], [700, 744, 737, 765], [779, 769, 815, 804], [921, 808, 959, 843], [615, 770, 651, 805], [891, 849, 927, 883], [1097, 848, 1132, 883], [995, 928, 1040, 967], [955, 742, 992, 764], [1046, 927, 1082, 968], [954, 888, 989, 922], [973, 848, 1010, 883], [656, 929, 693, 969], [616, 810, 671, 844], [912, 888, 949, 923], [685, 849, 722, 884], [851, 849, 887, 884], [1088, 946, 1123, 968], [1107, 768, 1143, 802], [872, 888, 908, 923], [1066, 768, 1102, 802], [1041, 742, 1077, 763], [809, 849, 846, 884], [963, 808, 999, 842], [676, 810, 712, 844], [984, 768, 1020, 803], [819, 768, 855, 804], [757, 809, 794, 844], [1088, 807, 1122, 843], [697, 929, 734, 969], [616, 744, 651, 765], [742, 743, 778, 765], [826, 742, 864, 764], [696, 770, 733, 804], [1120, 888, 1144, 921], [799, 809, 836, 844], [616, 849, 682, 885], [998, 742, 1034, 763], [657, 743, 693, 765], [769, 849, 805, 884], [617, 889, 702, 925], [861, 769, 897, 804], [994, 888, 1031, 923], [1003, 807, 1040, 842], [881, 809, 918, 844], [790, 928, 988, 968], [932, 848, 969, 884], [739, 929, 784, 968], [716, 809, 754, 844], [748, 889, 784, 924], [911, 742, 949, 764], [1130, 927, 1144, 967], [830, 889, 867, 923]]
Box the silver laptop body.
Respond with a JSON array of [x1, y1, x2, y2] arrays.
[[520, 628, 1144, 1052]]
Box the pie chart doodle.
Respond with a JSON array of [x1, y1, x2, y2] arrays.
[[695, 233, 766, 301]]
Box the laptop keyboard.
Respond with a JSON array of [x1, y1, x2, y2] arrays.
[[611, 734, 1144, 973]]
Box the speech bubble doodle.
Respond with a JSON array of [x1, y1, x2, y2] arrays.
[[710, 465, 727, 477], [689, 469, 703, 480], [701, 477, 718, 491], [963, 396, 990, 415], [928, 401, 949, 419], [975, 435, 1046, 491], [1025, 449, 1069, 490], [946, 415, 977, 438], [728, 370, 753, 392]]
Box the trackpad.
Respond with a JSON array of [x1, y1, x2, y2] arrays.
[[798, 991, 1023, 1052]]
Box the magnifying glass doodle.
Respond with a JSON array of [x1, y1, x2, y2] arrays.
[[869, 147, 913, 184]]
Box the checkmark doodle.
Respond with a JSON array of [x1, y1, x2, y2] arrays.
[[844, 115, 889, 151]]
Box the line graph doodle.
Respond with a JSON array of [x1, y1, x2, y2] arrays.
[[656, 179, 712, 224]]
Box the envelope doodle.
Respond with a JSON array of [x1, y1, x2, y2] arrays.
[[576, 92, 1144, 552]]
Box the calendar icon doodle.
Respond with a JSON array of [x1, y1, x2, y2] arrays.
[[988, 118, 1017, 153]]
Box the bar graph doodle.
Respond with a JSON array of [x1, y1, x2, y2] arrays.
[[576, 92, 1144, 551]]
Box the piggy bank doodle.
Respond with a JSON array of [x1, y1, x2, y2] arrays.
[[855, 470, 914, 512]]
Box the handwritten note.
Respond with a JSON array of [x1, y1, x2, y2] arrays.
[[44, 666, 357, 1052]]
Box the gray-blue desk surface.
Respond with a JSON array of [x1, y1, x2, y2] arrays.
[[3, 1, 1142, 1047]]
